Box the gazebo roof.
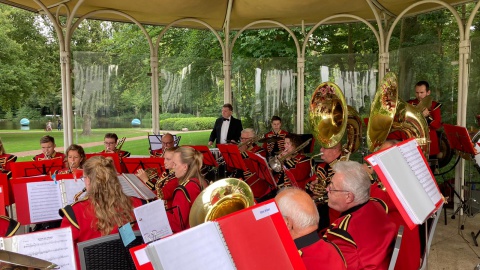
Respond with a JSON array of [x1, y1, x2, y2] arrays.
[[0, 0, 473, 30]]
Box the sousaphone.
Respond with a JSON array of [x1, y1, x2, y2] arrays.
[[366, 72, 430, 156], [189, 178, 255, 227]]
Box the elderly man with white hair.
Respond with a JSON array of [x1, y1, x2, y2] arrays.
[[276, 187, 346, 270], [325, 161, 397, 269]]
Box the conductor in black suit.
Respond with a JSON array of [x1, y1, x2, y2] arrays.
[[208, 103, 243, 146]]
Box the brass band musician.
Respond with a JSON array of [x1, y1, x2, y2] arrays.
[[55, 144, 86, 175], [150, 133, 175, 157], [33, 135, 65, 162], [0, 138, 17, 179], [263, 116, 288, 158], [274, 133, 311, 189], [238, 128, 272, 201], [102, 133, 130, 158], [137, 147, 179, 209]]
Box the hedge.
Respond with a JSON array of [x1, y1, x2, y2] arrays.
[[160, 117, 216, 131]]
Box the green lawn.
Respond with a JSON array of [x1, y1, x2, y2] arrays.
[[0, 129, 211, 161]]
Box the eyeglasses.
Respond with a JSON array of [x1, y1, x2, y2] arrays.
[[327, 182, 350, 193], [104, 142, 116, 145], [240, 137, 253, 140]]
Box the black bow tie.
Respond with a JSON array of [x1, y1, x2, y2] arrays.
[[223, 118, 230, 121]]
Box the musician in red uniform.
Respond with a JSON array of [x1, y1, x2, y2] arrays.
[[275, 133, 311, 189], [238, 128, 271, 200], [167, 147, 207, 233], [325, 161, 397, 270], [102, 133, 130, 159], [306, 143, 344, 232], [263, 116, 288, 158], [276, 188, 346, 270], [0, 138, 17, 179], [137, 147, 179, 209], [150, 133, 175, 157], [33, 135, 65, 162], [0, 215, 20, 237], [60, 156, 142, 269], [408, 81, 442, 158], [55, 144, 86, 175]]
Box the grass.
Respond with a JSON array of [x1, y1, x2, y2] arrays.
[[0, 129, 211, 161]]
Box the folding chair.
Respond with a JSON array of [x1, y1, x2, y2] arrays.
[[388, 225, 404, 270], [78, 231, 144, 270]]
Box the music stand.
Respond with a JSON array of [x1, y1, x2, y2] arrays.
[[122, 157, 166, 174], [443, 124, 477, 230], [86, 153, 122, 173], [246, 152, 277, 189], [10, 159, 63, 178], [217, 144, 248, 172], [188, 145, 219, 167]]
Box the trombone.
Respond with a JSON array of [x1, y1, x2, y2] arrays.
[[268, 138, 312, 172]]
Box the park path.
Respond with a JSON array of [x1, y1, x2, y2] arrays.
[[10, 129, 210, 157]]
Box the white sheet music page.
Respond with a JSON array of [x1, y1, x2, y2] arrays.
[[62, 179, 86, 205], [12, 227, 76, 270], [123, 174, 156, 200], [118, 174, 139, 198], [27, 182, 63, 223], [397, 140, 442, 205], [134, 199, 173, 243], [375, 147, 435, 224], [146, 222, 236, 270]]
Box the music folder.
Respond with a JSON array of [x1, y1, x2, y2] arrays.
[[12, 174, 86, 225], [365, 138, 443, 229], [188, 145, 219, 167], [10, 159, 63, 178], [144, 200, 305, 270], [118, 173, 157, 201], [122, 157, 166, 174], [217, 144, 247, 171]]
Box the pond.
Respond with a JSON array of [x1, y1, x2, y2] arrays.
[[0, 118, 151, 130]]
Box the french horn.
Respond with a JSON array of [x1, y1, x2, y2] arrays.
[[366, 72, 430, 156], [189, 178, 255, 227]]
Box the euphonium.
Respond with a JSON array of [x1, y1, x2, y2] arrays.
[[189, 178, 254, 227], [268, 138, 312, 172], [366, 72, 430, 156]]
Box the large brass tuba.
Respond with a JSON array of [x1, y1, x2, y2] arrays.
[[366, 72, 430, 156], [308, 82, 362, 203], [189, 178, 255, 227]]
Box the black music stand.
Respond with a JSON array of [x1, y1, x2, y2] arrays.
[[443, 124, 477, 231], [10, 159, 63, 178], [217, 144, 247, 174], [122, 157, 166, 174]]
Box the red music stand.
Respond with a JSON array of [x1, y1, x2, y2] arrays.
[[246, 152, 277, 188], [217, 144, 247, 172], [10, 159, 63, 178], [86, 153, 122, 173], [188, 145, 219, 167], [443, 124, 476, 156], [122, 157, 166, 174], [55, 169, 84, 180]]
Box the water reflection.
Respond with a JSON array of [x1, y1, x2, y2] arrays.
[[0, 118, 149, 130]]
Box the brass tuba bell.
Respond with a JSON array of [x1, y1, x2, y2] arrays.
[[189, 178, 255, 227], [366, 72, 430, 156]]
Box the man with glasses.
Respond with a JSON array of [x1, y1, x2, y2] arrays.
[[150, 133, 176, 157], [325, 161, 396, 269]]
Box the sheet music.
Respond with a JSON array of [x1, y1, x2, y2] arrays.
[[27, 182, 63, 223], [134, 199, 173, 243], [62, 179, 87, 205], [146, 222, 235, 270], [375, 147, 435, 224], [12, 227, 76, 270], [149, 135, 162, 150], [397, 141, 442, 205], [120, 174, 156, 200]]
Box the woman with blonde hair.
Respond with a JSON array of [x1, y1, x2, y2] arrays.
[[60, 156, 142, 268], [168, 146, 207, 232], [0, 138, 17, 179]]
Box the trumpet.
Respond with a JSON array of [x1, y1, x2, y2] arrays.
[[269, 138, 312, 172]]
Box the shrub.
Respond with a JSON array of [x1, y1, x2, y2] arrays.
[[160, 117, 216, 131], [15, 106, 42, 120]]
